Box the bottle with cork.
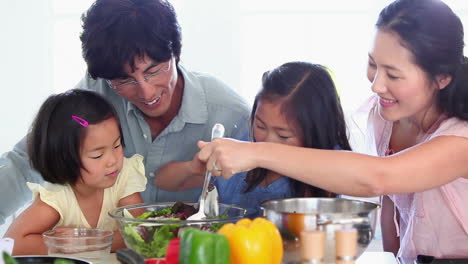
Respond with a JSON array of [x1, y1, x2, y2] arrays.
[[335, 228, 358, 264], [300, 229, 325, 264]]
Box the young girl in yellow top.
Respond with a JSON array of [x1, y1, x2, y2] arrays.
[[5, 89, 147, 255]]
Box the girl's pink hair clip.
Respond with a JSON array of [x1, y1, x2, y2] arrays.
[[71, 115, 88, 127]]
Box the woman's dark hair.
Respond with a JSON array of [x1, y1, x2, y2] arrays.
[[377, 0, 468, 120], [80, 0, 182, 80], [27, 89, 124, 185], [245, 62, 352, 197]]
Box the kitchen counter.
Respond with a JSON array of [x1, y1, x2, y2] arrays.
[[357, 252, 398, 264], [109, 251, 398, 264]]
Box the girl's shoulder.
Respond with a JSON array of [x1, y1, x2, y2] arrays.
[[27, 182, 71, 196], [123, 154, 144, 167], [27, 182, 72, 218], [215, 171, 247, 191], [111, 154, 147, 198], [247, 176, 293, 194], [118, 154, 146, 181]]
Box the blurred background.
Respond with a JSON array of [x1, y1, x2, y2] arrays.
[[1, 0, 467, 240]]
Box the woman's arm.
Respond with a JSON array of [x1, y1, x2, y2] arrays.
[[154, 153, 206, 191], [198, 136, 468, 196], [5, 198, 60, 255], [381, 195, 400, 255]]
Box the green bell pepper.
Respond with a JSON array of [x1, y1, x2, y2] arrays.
[[2, 252, 18, 264], [179, 228, 230, 264]]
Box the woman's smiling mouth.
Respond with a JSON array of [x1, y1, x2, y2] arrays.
[[379, 96, 398, 107]]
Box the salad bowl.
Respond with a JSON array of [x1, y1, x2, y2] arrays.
[[109, 202, 246, 259]]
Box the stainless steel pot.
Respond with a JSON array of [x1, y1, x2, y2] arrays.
[[260, 197, 380, 264]]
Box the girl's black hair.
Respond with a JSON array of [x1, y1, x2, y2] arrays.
[[377, 0, 468, 120], [27, 89, 124, 185], [80, 0, 182, 80], [245, 62, 352, 197]]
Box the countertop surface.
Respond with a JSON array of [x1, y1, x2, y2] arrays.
[[356, 252, 398, 264], [109, 251, 398, 264]]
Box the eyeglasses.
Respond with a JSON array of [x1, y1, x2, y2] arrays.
[[106, 58, 172, 92]]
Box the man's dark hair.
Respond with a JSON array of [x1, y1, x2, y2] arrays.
[[80, 0, 182, 80]]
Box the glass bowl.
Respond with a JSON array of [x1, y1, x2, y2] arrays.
[[109, 202, 247, 259], [260, 197, 380, 264], [42, 228, 113, 264]]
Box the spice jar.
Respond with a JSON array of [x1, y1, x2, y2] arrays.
[[335, 228, 358, 264], [300, 230, 325, 264]]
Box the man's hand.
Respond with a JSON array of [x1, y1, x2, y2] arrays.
[[154, 152, 208, 191], [188, 152, 207, 176]]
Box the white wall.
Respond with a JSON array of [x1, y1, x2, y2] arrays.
[[177, 0, 384, 108], [0, 1, 53, 153]]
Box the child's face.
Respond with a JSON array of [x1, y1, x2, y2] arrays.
[[253, 100, 303, 147], [367, 29, 440, 123], [78, 118, 124, 189]]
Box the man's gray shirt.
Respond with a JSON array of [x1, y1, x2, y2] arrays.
[[0, 64, 250, 224]]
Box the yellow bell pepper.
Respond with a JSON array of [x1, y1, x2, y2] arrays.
[[218, 217, 283, 264]]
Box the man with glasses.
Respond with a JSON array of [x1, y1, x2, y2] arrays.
[[0, 0, 249, 224]]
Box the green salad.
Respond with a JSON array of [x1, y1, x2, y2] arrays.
[[121, 202, 230, 258]]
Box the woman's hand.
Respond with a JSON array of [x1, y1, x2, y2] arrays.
[[197, 138, 258, 178]]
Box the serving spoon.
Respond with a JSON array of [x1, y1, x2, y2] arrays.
[[187, 123, 225, 220]]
